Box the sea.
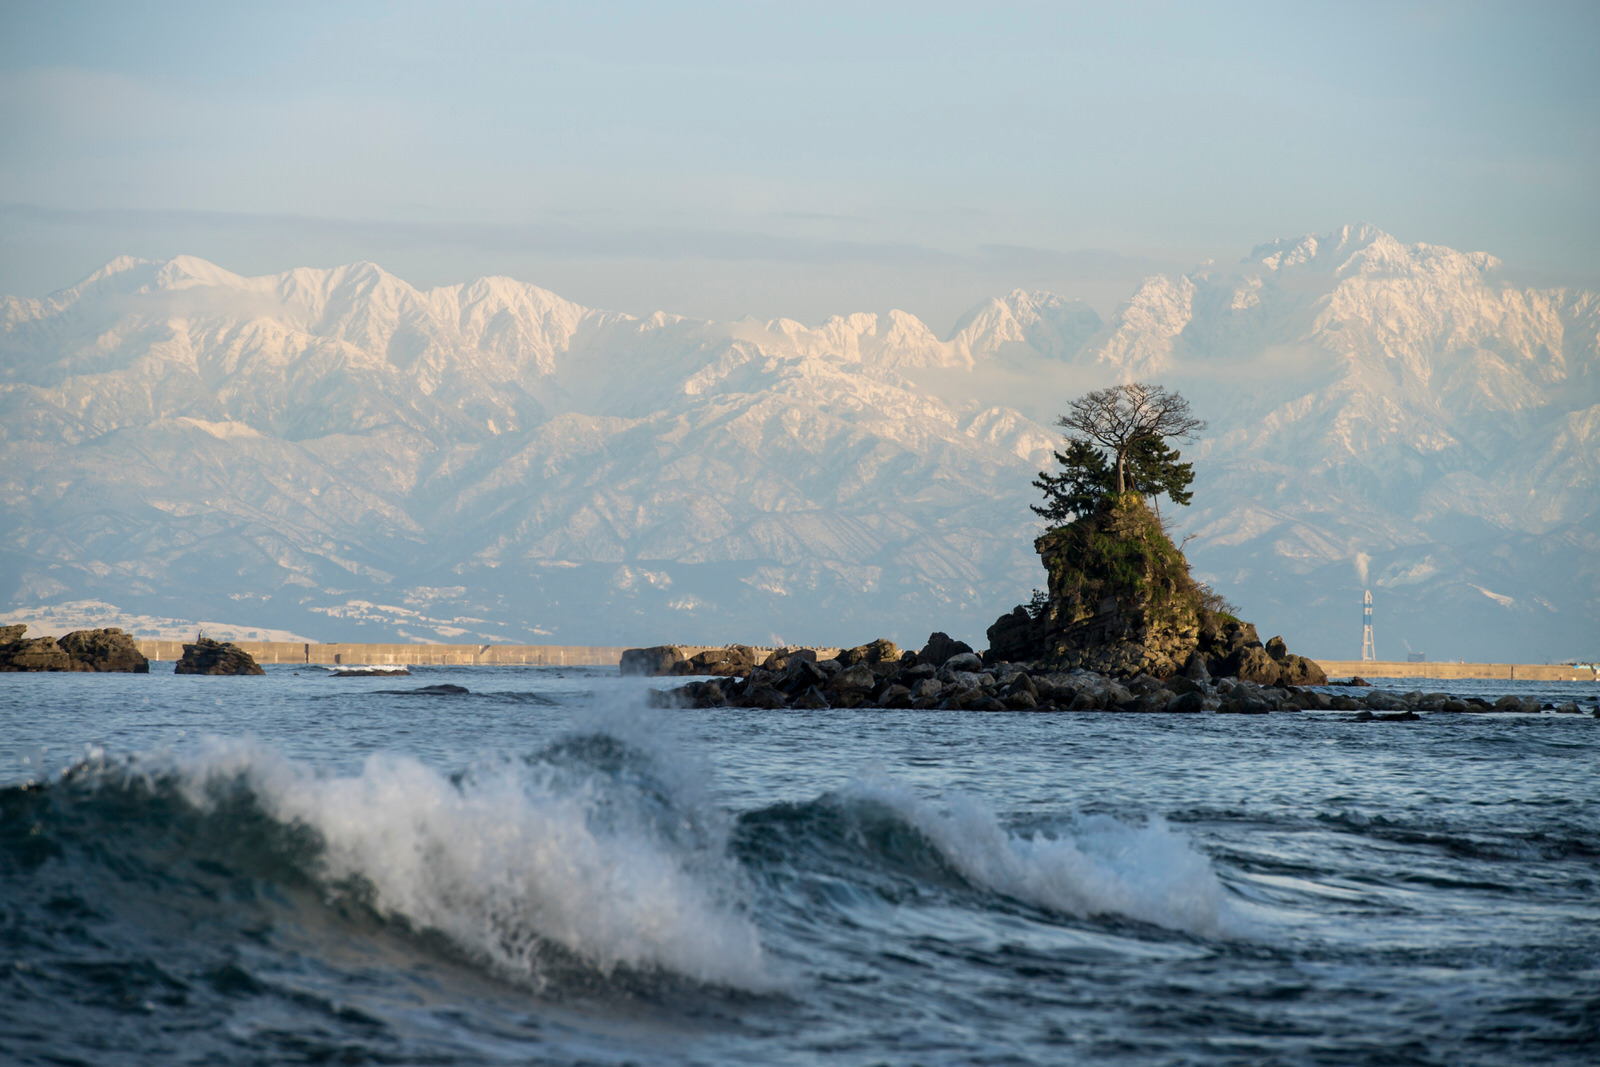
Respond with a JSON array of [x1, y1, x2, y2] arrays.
[[2, 665, 1597, 1066]]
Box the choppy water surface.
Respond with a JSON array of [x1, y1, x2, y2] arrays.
[[3, 667, 1597, 1065]]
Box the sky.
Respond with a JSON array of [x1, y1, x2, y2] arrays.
[[2, 0, 1597, 330]]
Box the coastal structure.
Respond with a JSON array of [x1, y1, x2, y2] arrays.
[[1361, 590, 1376, 662], [134, 640, 629, 666]]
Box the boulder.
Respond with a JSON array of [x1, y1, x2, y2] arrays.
[[1265, 635, 1288, 662], [1169, 690, 1206, 714], [829, 664, 877, 692], [916, 632, 974, 667], [736, 684, 787, 709], [682, 645, 762, 677], [620, 645, 687, 676], [793, 685, 830, 709], [1004, 690, 1038, 710], [877, 684, 914, 709], [943, 651, 983, 673], [1222, 645, 1281, 686], [1276, 654, 1327, 686], [174, 637, 265, 676], [761, 647, 817, 671], [838, 638, 900, 667]]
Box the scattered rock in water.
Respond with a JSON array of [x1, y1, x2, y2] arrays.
[[377, 683, 469, 695], [1354, 710, 1421, 722], [0, 625, 149, 673], [174, 637, 265, 676], [330, 666, 412, 677]]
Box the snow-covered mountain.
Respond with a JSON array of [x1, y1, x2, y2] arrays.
[[3, 225, 1595, 660]]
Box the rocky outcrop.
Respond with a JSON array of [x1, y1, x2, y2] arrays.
[[0, 625, 149, 672], [174, 637, 265, 676], [57, 628, 151, 672], [619, 644, 842, 677], [651, 653, 1595, 719], [620, 645, 689, 676], [985, 494, 1205, 677], [917, 632, 973, 667], [985, 494, 1324, 684]]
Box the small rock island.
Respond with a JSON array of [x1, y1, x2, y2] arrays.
[[0, 625, 150, 672], [174, 636, 265, 676], [628, 492, 1331, 713]]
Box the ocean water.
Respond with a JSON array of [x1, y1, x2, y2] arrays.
[[2, 666, 1597, 1065]]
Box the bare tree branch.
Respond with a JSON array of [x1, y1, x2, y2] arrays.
[[1057, 383, 1205, 493]]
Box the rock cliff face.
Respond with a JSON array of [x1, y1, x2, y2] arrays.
[[0, 625, 149, 672], [986, 495, 1202, 676], [986, 496, 1324, 684]]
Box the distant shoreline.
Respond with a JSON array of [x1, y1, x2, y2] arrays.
[[126, 640, 1600, 682]]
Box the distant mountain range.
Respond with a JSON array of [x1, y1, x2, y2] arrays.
[[3, 224, 1595, 660]]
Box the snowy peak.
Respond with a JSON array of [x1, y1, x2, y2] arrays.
[[949, 289, 1103, 362], [1245, 223, 1500, 281]]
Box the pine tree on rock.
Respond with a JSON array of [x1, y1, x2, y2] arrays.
[[1033, 383, 1202, 526]]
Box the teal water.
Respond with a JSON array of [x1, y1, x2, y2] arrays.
[[3, 666, 1597, 1065]]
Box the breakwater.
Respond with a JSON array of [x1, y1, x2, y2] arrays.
[[134, 641, 628, 666], [1314, 660, 1598, 682]]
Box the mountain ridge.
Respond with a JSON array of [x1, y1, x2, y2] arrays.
[[3, 225, 1596, 659]]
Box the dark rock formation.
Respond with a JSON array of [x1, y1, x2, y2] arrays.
[[917, 632, 973, 667], [620, 645, 687, 676], [837, 639, 899, 667], [761, 647, 817, 671], [0, 625, 149, 673], [174, 637, 265, 676], [377, 683, 470, 695], [648, 653, 1577, 721], [984, 494, 1324, 684], [620, 644, 828, 677], [58, 629, 151, 672]]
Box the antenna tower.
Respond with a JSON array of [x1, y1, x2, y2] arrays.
[[1360, 589, 1376, 662]]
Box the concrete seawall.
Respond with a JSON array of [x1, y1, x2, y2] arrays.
[[129, 643, 1599, 682], [1315, 660, 1599, 683], [135, 641, 628, 666]]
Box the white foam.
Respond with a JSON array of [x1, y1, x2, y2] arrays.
[[176, 739, 773, 990], [853, 782, 1247, 939]]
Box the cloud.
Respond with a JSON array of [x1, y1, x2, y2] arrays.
[[1, 202, 1178, 276]]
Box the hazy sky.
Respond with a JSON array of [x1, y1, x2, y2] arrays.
[[2, 0, 1596, 329]]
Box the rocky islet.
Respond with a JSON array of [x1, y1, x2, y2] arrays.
[[173, 636, 265, 676], [0, 625, 149, 672]]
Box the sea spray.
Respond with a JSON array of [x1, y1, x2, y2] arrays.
[[840, 781, 1246, 938], [174, 736, 774, 990]]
